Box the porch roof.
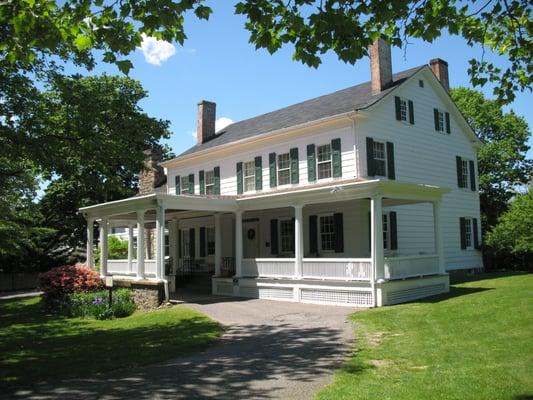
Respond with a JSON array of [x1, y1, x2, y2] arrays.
[[79, 179, 450, 220]]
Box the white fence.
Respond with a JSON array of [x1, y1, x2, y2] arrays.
[[242, 258, 295, 278], [302, 258, 372, 281], [384, 254, 440, 280]]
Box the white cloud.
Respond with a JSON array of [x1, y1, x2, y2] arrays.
[[139, 34, 176, 66], [190, 117, 234, 138]]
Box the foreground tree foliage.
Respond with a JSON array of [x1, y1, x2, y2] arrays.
[[486, 191, 533, 269], [1, 0, 531, 103]]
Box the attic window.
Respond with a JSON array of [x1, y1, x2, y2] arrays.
[[419, 79, 424, 87]]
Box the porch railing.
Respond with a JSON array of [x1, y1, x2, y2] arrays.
[[107, 259, 157, 276], [302, 258, 372, 281], [242, 258, 295, 278], [384, 254, 440, 280]]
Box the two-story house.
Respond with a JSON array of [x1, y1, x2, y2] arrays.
[[80, 39, 483, 307]]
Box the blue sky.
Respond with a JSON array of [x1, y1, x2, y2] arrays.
[[82, 3, 532, 157]]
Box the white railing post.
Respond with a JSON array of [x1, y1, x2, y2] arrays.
[[371, 195, 384, 281], [433, 200, 446, 274], [294, 204, 304, 279], [155, 204, 165, 280], [127, 223, 134, 273], [235, 210, 243, 277], [86, 217, 94, 269], [136, 210, 145, 279], [99, 218, 108, 278], [214, 213, 222, 277]]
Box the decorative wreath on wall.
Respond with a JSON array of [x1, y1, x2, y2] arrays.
[[247, 228, 256, 240]]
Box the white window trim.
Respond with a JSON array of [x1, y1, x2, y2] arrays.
[[436, 109, 445, 133], [316, 143, 333, 181], [464, 217, 474, 250], [382, 213, 390, 251], [205, 170, 215, 195], [278, 218, 294, 255], [317, 213, 335, 253], [243, 160, 255, 193], [399, 97, 408, 123], [461, 159, 470, 190], [373, 140, 388, 178], [277, 153, 291, 186]]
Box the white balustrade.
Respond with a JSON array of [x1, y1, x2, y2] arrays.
[[302, 258, 372, 281], [242, 258, 295, 278], [384, 254, 440, 280], [107, 259, 157, 277]]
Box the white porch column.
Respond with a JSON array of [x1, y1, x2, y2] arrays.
[[86, 217, 94, 269], [170, 219, 179, 274], [371, 195, 384, 281], [136, 211, 145, 279], [294, 204, 304, 278], [433, 200, 446, 274], [235, 210, 243, 277], [155, 204, 166, 280], [214, 213, 222, 277], [99, 218, 108, 278], [127, 223, 134, 273]]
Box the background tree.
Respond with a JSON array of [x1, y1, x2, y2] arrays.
[[451, 87, 532, 230]]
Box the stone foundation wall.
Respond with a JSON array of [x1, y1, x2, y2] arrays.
[[114, 279, 164, 310]]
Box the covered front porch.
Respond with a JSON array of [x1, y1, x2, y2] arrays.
[[80, 180, 450, 307]]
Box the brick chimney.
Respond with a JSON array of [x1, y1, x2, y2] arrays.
[[197, 100, 216, 144], [370, 38, 393, 93], [430, 58, 449, 92], [138, 147, 167, 195]]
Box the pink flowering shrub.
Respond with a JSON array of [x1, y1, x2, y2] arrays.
[[39, 265, 103, 302]]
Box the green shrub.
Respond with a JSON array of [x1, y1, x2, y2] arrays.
[[62, 288, 136, 320]]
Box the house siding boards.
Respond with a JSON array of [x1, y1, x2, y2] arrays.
[[357, 70, 482, 270]]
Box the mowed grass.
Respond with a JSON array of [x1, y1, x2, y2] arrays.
[[0, 297, 222, 390], [318, 272, 533, 400]]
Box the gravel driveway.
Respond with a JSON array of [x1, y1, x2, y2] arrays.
[[14, 294, 357, 400]]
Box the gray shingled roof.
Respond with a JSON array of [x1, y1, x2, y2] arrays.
[[176, 66, 424, 158]]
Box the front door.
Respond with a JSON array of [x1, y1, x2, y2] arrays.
[[243, 221, 260, 259]]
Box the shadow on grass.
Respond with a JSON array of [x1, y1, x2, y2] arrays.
[[450, 270, 530, 284], [414, 286, 493, 304]]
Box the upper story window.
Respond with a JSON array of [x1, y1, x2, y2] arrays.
[[373, 141, 387, 177], [206, 227, 215, 255], [205, 170, 215, 195], [181, 175, 190, 194], [461, 159, 469, 188], [319, 214, 335, 252], [277, 153, 291, 185], [279, 219, 294, 253], [434, 108, 450, 134], [317, 144, 332, 179], [243, 161, 255, 192], [436, 110, 445, 132], [399, 98, 408, 122], [395, 96, 414, 124]]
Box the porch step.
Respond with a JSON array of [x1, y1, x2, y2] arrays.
[[175, 272, 213, 293]]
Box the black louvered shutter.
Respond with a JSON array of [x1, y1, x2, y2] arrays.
[[386, 142, 395, 180], [188, 173, 194, 194], [199, 170, 205, 195], [469, 160, 476, 191], [178, 229, 182, 258], [189, 228, 195, 258], [445, 112, 451, 134], [366, 137, 375, 177], [199, 227, 206, 257], [459, 218, 467, 249], [269, 152, 277, 188], [307, 144, 316, 182], [389, 211, 398, 250], [236, 162, 243, 194], [333, 213, 344, 253], [395, 96, 402, 121], [309, 215, 318, 254], [331, 138, 342, 178], [214, 166, 220, 194], [290, 147, 299, 183], [270, 219, 278, 255], [434, 108, 440, 131], [408, 100, 415, 124], [255, 156, 262, 190], [175, 175, 180, 195], [456, 156, 464, 188], [473, 218, 480, 249]]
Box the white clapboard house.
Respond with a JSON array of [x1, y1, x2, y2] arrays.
[[80, 39, 483, 307]]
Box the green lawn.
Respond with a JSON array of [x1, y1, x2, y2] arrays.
[[0, 297, 222, 390], [318, 272, 533, 400]]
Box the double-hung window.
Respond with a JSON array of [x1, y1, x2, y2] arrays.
[[382, 213, 389, 250], [319, 215, 335, 252], [399, 98, 408, 122], [317, 144, 332, 179], [277, 153, 291, 185], [243, 161, 255, 192], [180, 175, 190, 195], [461, 160, 469, 189], [373, 141, 387, 177], [436, 109, 445, 132], [205, 170, 215, 195], [206, 227, 215, 255], [279, 219, 294, 253], [464, 217, 473, 249]]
